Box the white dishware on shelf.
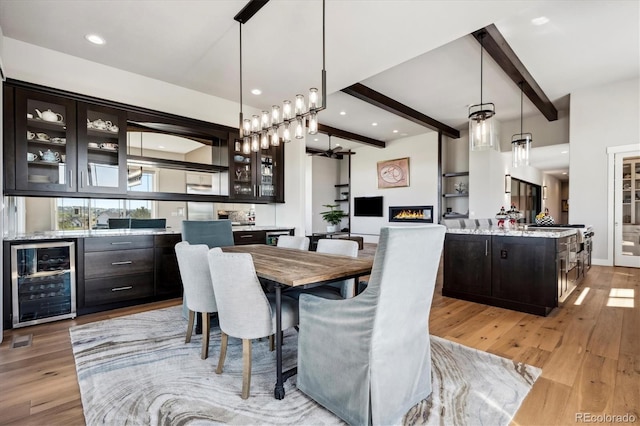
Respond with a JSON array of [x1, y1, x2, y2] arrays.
[[35, 132, 50, 141], [27, 131, 35, 140], [35, 109, 64, 123], [27, 152, 37, 161]]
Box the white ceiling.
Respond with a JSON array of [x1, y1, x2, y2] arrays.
[[1, 0, 638, 181]]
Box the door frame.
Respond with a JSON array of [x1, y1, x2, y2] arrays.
[[607, 144, 640, 267]]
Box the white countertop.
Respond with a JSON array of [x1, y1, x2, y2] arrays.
[[446, 226, 577, 238], [3, 225, 294, 241]]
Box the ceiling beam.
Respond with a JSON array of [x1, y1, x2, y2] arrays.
[[473, 24, 558, 121], [341, 83, 461, 139], [234, 0, 269, 24], [317, 123, 386, 148]]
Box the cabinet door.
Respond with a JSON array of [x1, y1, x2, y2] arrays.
[[154, 234, 182, 298], [257, 145, 284, 201], [15, 88, 77, 192], [491, 236, 557, 307], [77, 102, 127, 194], [443, 233, 491, 296], [230, 139, 257, 199], [230, 140, 284, 201]]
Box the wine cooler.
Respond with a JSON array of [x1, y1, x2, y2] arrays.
[[11, 241, 76, 328]]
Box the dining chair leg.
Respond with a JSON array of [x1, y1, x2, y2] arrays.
[[185, 310, 195, 343], [269, 334, 274, 352], [216, 332, 228, 374], [201, 312, 210, 360], [241, 339, 252, 399]]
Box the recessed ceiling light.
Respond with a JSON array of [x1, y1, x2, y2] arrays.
[[251, 89, 262, 95], [335, 143, 341, 147], [392, 130, 399, 133], [531, 16, 549, 26], [85, 34, 106, 45], [372, 122, 378, 126], [562, 172, 567, 175], [158, 145, 165, 149], [314, 138, 318, 141], [339, 111, 346, 116], [561, 150, 568, 154]]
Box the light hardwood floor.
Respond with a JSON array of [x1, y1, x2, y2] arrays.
[[0, 257, 638, 425]]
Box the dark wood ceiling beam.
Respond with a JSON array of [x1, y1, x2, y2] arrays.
[[317, 123, 386, 148], [341, 83, 460, 139], [234, 0, 270, 23], [473, 24, 558, 121]]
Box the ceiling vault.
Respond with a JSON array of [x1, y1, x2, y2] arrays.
[[472, 24, 558, 122], [341, 83, 461, 139]]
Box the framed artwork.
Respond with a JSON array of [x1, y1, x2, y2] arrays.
[[377, 157, 410, 189], [562, 199, 569, 212]]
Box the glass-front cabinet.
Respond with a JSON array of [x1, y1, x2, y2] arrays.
[[77, 103, 127, 194], [14, 88, 77, 192], [230, 140, 283, 202]]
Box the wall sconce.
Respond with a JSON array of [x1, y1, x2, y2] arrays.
[[505, 174, 511, 193], [542, 185, 548, 200]]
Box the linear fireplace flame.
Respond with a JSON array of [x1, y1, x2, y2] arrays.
[[389, 206, 433, 223]]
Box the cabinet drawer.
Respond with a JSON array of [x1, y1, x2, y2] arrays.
[[84, 274, 154, 306], [84, 248, 154, 278], [233, 230, 266, 245], [84, 235, 154, 252], [154, 234, 182, 248]]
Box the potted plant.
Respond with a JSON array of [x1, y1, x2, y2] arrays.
[[320, 204, 347, 233]]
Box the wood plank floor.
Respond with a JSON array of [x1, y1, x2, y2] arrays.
[[1, 253, 638, 425]]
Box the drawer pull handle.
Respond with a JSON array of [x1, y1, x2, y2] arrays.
[[110, 242, 132, 245], [111, 261, 133, 265], [240, 235, 253, 238], [111, 286, 133, 292]]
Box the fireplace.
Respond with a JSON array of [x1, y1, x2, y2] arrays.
[[389, 206, 434, 223]]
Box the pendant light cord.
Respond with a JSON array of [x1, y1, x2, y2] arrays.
[[479, 32, 484, 106], [520, 81, 523, 134], [239, 23, 244, 137]]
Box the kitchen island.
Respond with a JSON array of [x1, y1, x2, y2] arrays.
[[443, 226, 583, 316]]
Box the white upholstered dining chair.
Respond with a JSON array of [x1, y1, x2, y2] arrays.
[[207, 250, 299, 399], [296, 225, 446, 425], [174, 242, 221, 360], [276, 235, 310, 250]]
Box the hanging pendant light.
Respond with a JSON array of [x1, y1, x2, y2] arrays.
[[511, 82, 532, 168], [235, 0, 327, 148], [469, 31, 497, 151]]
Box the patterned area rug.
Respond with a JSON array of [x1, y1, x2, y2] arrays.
[[70, 306, 541, 425]]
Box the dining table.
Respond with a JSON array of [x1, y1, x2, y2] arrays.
[[221, 244, 374, 399]]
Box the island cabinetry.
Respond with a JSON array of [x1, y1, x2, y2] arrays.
[[154, 234, 182, 298], [443, 233, 491, 296], [490, 236, 558, 309], [83, 235, 154, 306]]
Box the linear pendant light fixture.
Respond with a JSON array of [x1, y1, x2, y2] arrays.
[[511, 81, 532, 168], [469, 31, 497, 151], [235, 0, 327, 154]]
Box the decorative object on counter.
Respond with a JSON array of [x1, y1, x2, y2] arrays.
[[235, 0, 326, 153], [35, 108, 64, 123], [495, 205, 522, 228], [511, 81, 532, 168], [562, 199, 569, 212], [469, 30, 497, 152], [320, 204, 348, 233], [535, 208, 555, 225], [454, 182, 467, 194]]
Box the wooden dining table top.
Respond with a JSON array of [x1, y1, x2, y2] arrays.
[[222, 244, 374, 287]]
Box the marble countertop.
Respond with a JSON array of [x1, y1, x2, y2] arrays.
[[3, 225, 294, 241], [446, 226, 577, 238]]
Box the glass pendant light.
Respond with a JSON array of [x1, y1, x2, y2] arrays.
[[308, 88, 319, 110], [282, 122, 291, 143], [308, 111, 318, 135], [271, 129, 280, 146], [469, 31, 497, 151], [282, 100, 292, 121], [295, 94, 305, 116], [512, 82, 532, 168], [251, 134, 259, 152], [242, 137, 251, 155], [295, 117, 304, 139], [271, 105, 280, 126], [260, 132, 269, 149]]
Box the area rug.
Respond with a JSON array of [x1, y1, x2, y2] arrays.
[[70, 306, 541, 425]]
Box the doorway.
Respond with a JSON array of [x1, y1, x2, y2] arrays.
[[613, 150, 640, 267]]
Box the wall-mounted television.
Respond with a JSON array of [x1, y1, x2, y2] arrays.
[[354, 196, 384, 217]]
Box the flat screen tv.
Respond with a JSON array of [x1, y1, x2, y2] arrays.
[[354, 196, 384, 217]]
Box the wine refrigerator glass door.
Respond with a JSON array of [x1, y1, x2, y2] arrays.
[[11, 241, 77, 328]]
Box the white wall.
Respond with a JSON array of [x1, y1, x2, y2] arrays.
[[349, 132, 439, 243], [309, 156, 342, 233], [542, 174, 562, 223], [570, 77, 640, 264], [499, 110, 570, 151]]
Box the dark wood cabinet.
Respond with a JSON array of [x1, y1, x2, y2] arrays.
[[229, 139, 284, 202], [14, 87, 78, 192], [154, 234, 182, 298], [443, 233, 491, 296], [443, 233, 568, 316], [233, 230, 267, 245], [491, 236, 558, 308]]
